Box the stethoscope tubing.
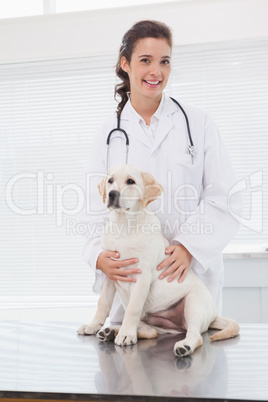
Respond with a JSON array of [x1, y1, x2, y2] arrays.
[[106, 97, 194, 170], [169, 97, 194, 147]]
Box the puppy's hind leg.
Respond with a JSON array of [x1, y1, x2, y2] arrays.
[[174, 293, 204, 358], [137, 321, 158, 339], [97, 322, 158, 342], [78, 278, 116, 336]]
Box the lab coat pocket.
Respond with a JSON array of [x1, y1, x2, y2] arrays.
[[168, 153, 200, 216], [169, 153, 194, 184], [172, 153, 193, 165]]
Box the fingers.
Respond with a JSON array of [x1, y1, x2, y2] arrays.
[[109, 267, 139, 283], [111, 268, 142, 282], [156, 255, 174, 271], [157, 244, 192, 283], [167, 265, 189, 283], [178, 266, 190, 283], [105, 250, 120, 259], [112, 275, 137, 283], [158, 261, 177, 280], [158, 262, 190, 283], [117, 267, 142, 275], [116, 258, 139, 268], [105, 251, 139, 268], [165, 245, 176, 254], [104, 252, 141, 283], [108, 265, 141, 283]]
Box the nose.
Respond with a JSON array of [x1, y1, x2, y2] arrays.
[[108, 190, 120, 208], [150, 62, 161, 76]]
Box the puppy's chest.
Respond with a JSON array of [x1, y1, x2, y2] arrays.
[[101, 222, 159, 254], [101, 231, 145, 257]]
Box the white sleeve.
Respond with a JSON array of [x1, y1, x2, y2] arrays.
[[172, 113, 241, 273], [76, 120, 112, 293], [82, 238, 106, 293]]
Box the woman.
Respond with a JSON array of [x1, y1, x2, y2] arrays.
[[81, 20, 240, 321]]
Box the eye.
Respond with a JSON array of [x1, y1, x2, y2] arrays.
[[108, 178, 114, 184], [161, 59, 170, 65], [140, 58, 150, 64], [126, 178, 136, 185]]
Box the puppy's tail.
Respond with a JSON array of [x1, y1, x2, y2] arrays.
[[209, 316, 240, 341]]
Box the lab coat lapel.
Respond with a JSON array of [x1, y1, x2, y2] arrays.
[[151, 96, 177, 154], [128, 119, 153, 148], [121, 101, 152, 148], [120, 96, 178, 151], [151, 114, 173, 154]]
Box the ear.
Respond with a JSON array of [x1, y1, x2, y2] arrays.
[[98, 177, 107, 204], [141, 171, 163, 207], [121, 56, 130, 73]]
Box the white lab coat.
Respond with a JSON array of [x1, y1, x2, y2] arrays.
[[80, 94, 241, 320]]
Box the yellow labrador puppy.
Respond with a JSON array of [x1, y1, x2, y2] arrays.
[[78, 165, 239, 357]]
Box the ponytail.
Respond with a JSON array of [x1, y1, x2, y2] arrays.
[[114, 44, 130, 115]]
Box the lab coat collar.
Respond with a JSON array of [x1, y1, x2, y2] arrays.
[[120, 93, 178, 152], [128, 92, 164, 125]]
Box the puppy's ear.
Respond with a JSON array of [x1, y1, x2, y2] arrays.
[[141, 171, 163, 207], [98, 177, 107, 204]]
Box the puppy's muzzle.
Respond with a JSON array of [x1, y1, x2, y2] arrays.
[[108, 190, 120, 209]]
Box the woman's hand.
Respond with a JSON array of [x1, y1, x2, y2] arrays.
[[157, 244, 192, 283], [96, 250, 141, 285]]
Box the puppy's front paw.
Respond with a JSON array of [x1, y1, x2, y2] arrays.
[[77, 323, 101, 336], [97, 326, 119, 342], [115, 331, 137, 346], [174, 342, 192, 357]]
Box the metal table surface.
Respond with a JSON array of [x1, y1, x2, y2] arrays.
[[0, 321, 267, 402]]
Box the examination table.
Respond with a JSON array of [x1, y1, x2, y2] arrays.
[[0, 321, 267, 402]]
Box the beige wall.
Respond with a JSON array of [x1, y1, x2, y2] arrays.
[[0, 0, 267, 63]]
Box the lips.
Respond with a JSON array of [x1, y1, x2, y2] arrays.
[[144, 80, 161, 88]]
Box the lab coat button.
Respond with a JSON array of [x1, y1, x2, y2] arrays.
[[152, 152, 158, 158]]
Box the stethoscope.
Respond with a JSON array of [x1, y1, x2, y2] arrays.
[[106, 97, 195, 170]]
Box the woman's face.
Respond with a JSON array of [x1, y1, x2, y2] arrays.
[[121, 37, 171, 103]]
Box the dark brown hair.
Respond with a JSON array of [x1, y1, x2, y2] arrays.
[[114, 20, 173, 115]]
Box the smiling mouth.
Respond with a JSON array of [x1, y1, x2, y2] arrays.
[[144, 80, 161, 86]]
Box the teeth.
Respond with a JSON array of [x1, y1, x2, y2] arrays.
[[145, 80, 160, 85]]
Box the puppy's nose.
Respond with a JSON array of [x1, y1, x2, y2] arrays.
[[108, 190, 120, 208]]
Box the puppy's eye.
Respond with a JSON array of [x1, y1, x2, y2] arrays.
[[126, 178, 135, 185], [108, 178, 114, 184]]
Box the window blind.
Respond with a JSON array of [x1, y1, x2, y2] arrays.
[[0, 55, 118, 309], [0, 39, 267, 309], [168, 40, 268, 246]]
